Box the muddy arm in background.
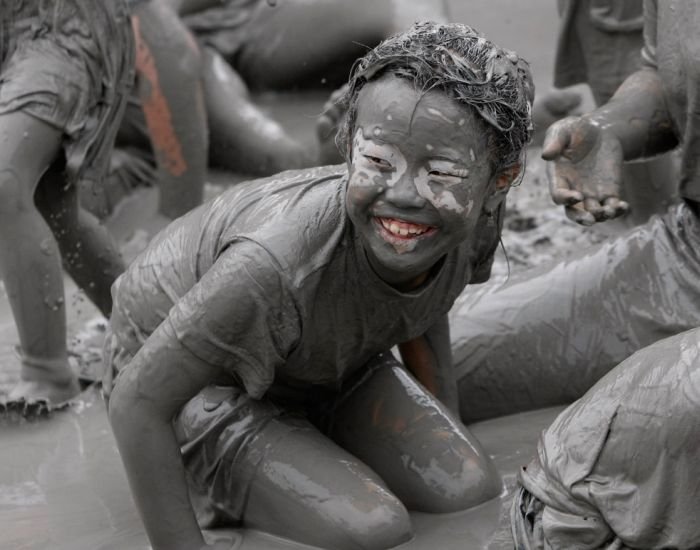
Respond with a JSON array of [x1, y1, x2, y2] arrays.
[[132, 0, 208, 220], [543, 67, 678, 226], [399, 315, 459, 414]]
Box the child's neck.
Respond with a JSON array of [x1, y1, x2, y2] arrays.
[[392, 271, 430, 292]]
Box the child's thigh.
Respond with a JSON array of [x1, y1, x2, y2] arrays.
[[330, 353, 501, 513], [174, 384, 412, 550]]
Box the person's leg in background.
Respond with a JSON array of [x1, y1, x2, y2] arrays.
[[452, 203, 700, 422], [35, 166, 124, 319], [131, 0, 208, 221], [0, 113, 80, 407]]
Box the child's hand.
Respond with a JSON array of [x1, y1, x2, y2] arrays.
[[542, 115, 627, 226]]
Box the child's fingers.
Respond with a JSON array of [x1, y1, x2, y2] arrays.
[[541, 120, 574, 160], [583, 198, 606, 220], [548, 169, 584, 206], [565, 202, 596, 226], [602, 196, 629, 219]]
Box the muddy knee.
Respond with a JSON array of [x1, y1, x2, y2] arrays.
[[260, 489, 413, 550], [333, 359, 502, 513], [246, 454, 414, 550], [343, 501, 413, 550]]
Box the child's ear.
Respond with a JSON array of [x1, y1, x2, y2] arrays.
[[483, 163, 521, 211]]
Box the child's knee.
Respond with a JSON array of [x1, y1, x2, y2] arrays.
[[315, 494, 413, 550], [401, 442, 502, 513]]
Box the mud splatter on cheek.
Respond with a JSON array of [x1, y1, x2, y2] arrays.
[[352, 128, 408, 188], [385, 153, 407, 188], [414, 168, 472, 215]]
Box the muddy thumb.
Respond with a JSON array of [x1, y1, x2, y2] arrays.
[[541, 132, 566, 161]]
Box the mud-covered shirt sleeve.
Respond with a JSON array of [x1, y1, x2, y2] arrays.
[[166, 240, 300, 398]]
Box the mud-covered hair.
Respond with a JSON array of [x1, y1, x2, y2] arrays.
[[336, 21, 534, 176]]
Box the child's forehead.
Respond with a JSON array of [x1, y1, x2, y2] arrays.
[[356, 76, 467, 120], [357, 75, 462, 113], [354, 76, 486, 152]]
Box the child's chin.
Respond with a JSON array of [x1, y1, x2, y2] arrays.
[[373, 253, 433, 281]]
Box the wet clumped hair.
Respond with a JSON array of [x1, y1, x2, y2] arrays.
[[337, 21, 534, 176]]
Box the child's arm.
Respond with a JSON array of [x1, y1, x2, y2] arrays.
[[109, 321, 225, 550], [109, 243, 296, 550], [398, 315, 459, 414]]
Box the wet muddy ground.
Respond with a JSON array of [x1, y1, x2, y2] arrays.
[[1, 1, 612, 548], [0, 386, 563, 550]]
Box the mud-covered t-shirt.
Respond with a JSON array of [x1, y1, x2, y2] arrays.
[[110, 165, 477, 398], [642, 0, 700, 203], [520, 328, 700, 548]]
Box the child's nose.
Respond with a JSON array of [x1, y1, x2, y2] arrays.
[[384, 175, 426, 209]]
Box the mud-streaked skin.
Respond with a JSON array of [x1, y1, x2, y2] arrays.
[[346, 75, 511, 287], [542, 67, 679, 225]]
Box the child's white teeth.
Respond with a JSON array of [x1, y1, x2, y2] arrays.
[[380, 218, 430, 237]]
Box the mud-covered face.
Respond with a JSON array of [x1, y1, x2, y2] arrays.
[[346, 75, 508, 287]]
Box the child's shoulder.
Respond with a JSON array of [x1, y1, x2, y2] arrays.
[[209, 164, 347, 222], [206, 164, 350, 268]]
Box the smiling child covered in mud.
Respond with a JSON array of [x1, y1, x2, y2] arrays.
[[104, 22, 533, 550]]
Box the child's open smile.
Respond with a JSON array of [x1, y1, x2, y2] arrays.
[[346, 75, 501, 288]]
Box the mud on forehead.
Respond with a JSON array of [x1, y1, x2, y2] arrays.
[[353, 75, 491, 156]]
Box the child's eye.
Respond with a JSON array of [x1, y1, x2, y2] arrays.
[[364, 155, 392, 169], [428, 169, 469, 184]]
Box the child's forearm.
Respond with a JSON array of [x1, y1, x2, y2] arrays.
[[586, 68, 678, 161], [399, 315, 459, 414], [110, 378, 205, 550], [107, 319, 225, 550]]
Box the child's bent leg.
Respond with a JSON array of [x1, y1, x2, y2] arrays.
[[0, 111, 79, 404], [330, 353, 502, 513], [175, 385, 412, 550], [34, 170, 124, 318], [132, 0, 208, 219]]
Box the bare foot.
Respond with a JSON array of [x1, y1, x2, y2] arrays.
[[316, 84, 349, 165], [6, 376, 80, 416]]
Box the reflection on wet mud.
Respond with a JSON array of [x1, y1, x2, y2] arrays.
[[0, 384, 562, 550]]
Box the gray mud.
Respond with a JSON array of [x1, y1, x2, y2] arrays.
[[0, 384, 562, 549]]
